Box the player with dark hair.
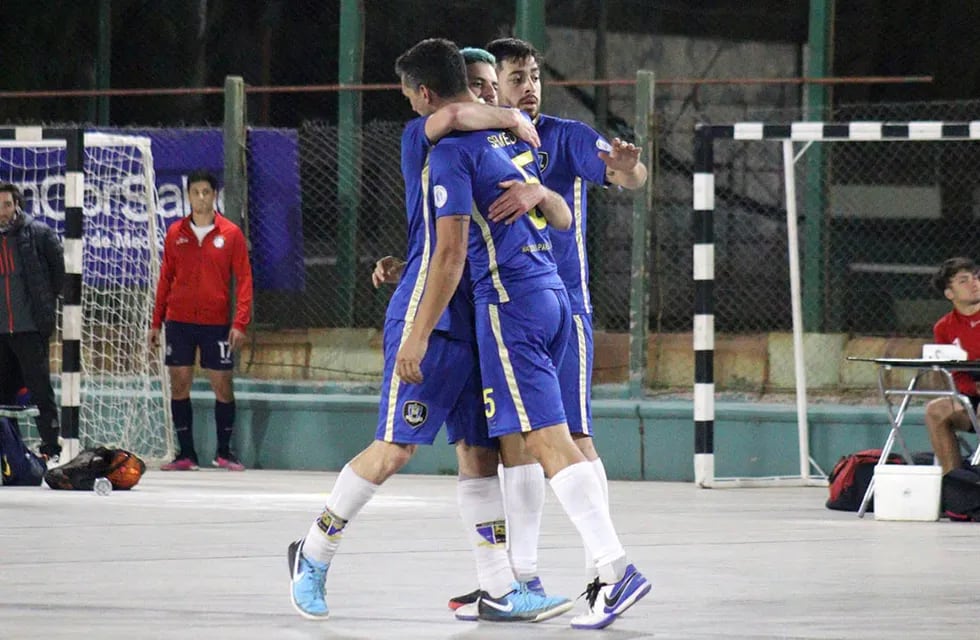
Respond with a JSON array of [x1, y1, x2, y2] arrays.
[[392, 37, 651, 630], [0, 182, 64, 462], [287, 38, 571, 623], [149, 169, 253, 472], [926, 257, 980, 473]]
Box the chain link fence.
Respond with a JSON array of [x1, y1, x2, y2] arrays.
[[650, 89, 980, 393]]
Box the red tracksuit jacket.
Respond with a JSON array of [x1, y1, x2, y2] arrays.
[[151, 212, 253, 332]]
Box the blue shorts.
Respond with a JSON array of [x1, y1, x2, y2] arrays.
[[476, 288, 571, 438], [375, 319, 493, 448], [560, 313, 594, 436], [164, 321, 234, 370]]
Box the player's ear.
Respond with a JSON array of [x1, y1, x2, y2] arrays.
[[419, 85, 433, 104]]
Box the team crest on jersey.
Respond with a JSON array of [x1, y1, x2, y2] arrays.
[[433, 185, 448, 208], [213, 235, 225, 248], [537, 151, 549, 172], [402, 401, 428, 427], [595, 138, 613, 153]]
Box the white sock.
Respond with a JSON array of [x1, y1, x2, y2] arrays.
[[583, 457, 610, 579], [458, 476, 514, 597], [501, 462, 545, 582], [549, 461, 625, 584], [303, 464, 379, 564]]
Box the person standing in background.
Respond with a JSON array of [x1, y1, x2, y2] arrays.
[[149, 170, 252, 472]]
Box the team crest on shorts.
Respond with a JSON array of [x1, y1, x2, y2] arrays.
[[402, 401, 428, 428], [213, 235, 225, 248]]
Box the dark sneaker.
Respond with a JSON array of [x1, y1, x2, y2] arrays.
[[448, 588, 481, 611]]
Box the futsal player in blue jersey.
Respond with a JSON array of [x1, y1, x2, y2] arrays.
[[485, 36, 649, 628], [287, 38, 571, 624], [395, 47, 651, 632]]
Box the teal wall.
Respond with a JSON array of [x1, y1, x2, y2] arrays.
[[184, 381, 930, 480]]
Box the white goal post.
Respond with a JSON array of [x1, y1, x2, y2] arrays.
[[692, 120, 980, 488], [0, 127, 173, 464]]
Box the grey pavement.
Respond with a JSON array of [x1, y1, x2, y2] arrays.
[[0, 469, 972, 639]]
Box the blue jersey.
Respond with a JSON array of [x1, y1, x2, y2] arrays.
[[385, 117, 473, 340], [429, 129, 564, 305], [535, 114, 610, 315]]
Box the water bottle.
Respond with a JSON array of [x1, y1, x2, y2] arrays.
[[93, 477, 112, 496]]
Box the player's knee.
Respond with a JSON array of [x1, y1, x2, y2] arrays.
[[925, 399, 954, 429]]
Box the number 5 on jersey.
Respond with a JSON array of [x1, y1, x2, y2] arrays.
[[510, 151, 547, 230]]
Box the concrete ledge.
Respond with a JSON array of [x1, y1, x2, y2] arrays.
[[182, 387, 935, 483]]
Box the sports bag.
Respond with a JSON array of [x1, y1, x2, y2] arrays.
[[0, 416, 46, 486], [941, 465, 980, 521], [44, 446, 146, 491], [826, 448, 905, 512]]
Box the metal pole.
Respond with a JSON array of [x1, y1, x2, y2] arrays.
[[629, 70, 654, 400], [337, 0, 364, 327], [222, 76, 247, 229], [95, 0, 111, 125], [514, 0, 547, 52], [803, 0, 832, 331]]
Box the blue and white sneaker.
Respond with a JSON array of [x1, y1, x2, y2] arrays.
[[287, 539, 330, 619], [570, 564, 651, 630], [478, 581, 573, 623]]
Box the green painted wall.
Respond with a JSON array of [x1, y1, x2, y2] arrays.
[[183, 381, 928, 480]]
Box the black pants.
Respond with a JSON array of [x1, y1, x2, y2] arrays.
[[0, 332, 59, 449]]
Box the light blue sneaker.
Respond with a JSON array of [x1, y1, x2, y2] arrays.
[[570, 564, 651, 630], [287, 539, 330, 619], [477, 581, 573, 623]]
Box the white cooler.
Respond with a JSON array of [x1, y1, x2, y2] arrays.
[[874, 465, 942, 521]]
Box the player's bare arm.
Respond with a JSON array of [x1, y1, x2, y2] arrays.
[[425, 103, 539, 148], [371, 255, 406, 288], [488, 180, 572, 230], [601, 137, 648, 189], [395, 215, 469, 384]]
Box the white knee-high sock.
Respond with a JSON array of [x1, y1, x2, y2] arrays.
[[583, 457, 610, 579], [549, 461, 626, 584], [303, 464, 379, 564], [501, 462, 545, 582], [457, 476, 515, 597]]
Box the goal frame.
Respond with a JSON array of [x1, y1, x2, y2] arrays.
[[691, 120, 980, 488], [0, 126, 171, 462]]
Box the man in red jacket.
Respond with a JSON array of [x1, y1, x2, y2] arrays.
[[149, 170, 253, 471]]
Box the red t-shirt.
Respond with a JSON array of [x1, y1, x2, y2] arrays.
[[933, 308, 980, 396], [151, 213, 253, 331]]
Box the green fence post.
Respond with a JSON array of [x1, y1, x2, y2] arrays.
[[222, 75, 247, 229], [803, 0, 831, 331], [629, 70, 654, 399], [337, 0, 364, 327]]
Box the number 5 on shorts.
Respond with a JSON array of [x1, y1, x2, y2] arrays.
[[483, 388, 496, 419]]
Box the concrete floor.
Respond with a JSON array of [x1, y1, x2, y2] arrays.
[[0, 469, 972, 639]]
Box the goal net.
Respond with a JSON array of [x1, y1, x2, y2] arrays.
[[693, 120, 980, 487], [0, 131, 173, 464]]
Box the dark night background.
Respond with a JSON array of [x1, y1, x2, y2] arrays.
[[2, 0, 979, 127]]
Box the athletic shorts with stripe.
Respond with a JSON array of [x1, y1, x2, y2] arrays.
[[476, 288, 572, 438], [375, 318, 495, 448], [559, 312, 594, 436]]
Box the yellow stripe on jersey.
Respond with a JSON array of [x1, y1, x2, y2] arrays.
[[573, 314, 589, 435], [488, 303, 531, 432], [384, 157, 433, 441], [573, 177, 590, 313], [471, 202, 510, 303]]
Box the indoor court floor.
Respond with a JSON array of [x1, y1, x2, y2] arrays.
[[0, 469, 972, 639]]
